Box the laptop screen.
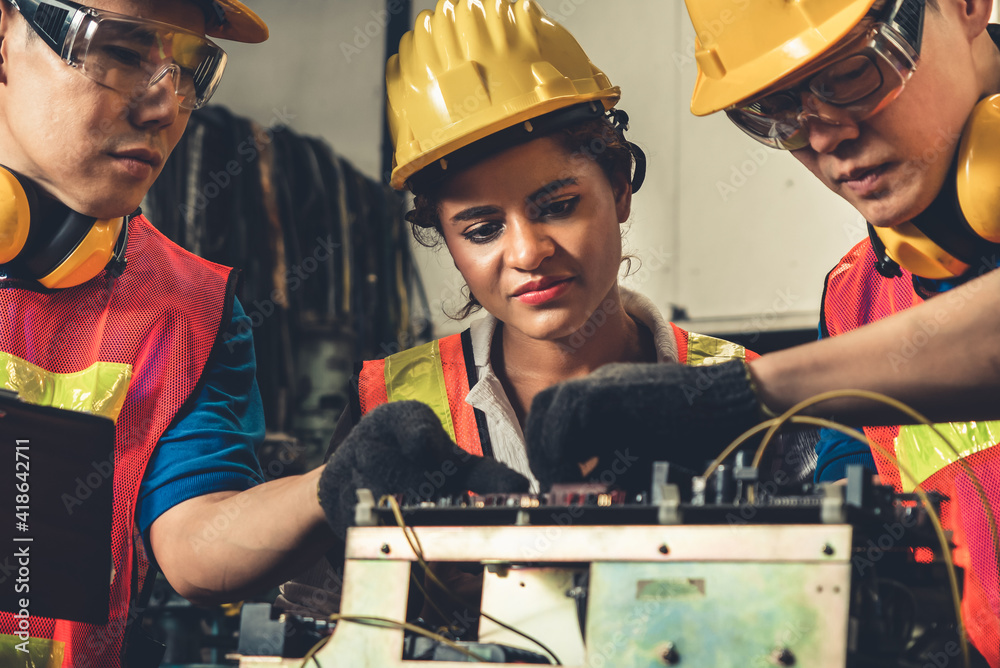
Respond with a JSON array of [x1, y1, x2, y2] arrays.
[[0, 392, 115, 625]]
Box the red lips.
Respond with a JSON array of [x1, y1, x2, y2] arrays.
[[512, 275, 574, 305]]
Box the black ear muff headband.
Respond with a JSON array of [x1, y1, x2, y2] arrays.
[[0, 166, 130, 288]]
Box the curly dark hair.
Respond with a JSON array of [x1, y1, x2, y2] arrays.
[[406, 114, 639, 320]]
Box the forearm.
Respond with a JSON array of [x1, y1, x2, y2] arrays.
[[750, 268, 1000, 425], [150, 466, 336, 606]]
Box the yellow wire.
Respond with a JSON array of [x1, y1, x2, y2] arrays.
[[298, 631, 330, 667], [711, 388, 1000, 668], [791, 416, 969, 668], [385, 496, 564, 665], [408, 565, 454, 631], [702, 418, 782, 480], [748, 389, 999, 603], [298, 613, 488, 665]]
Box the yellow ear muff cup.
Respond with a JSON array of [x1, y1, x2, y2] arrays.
[[38, 216, 124, 290], [0, 168, 32, 264], [872, 222, 970, 280], [956, 94, 1000, 243]]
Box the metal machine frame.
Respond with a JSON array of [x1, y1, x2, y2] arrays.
[[285, 521, 853, 667]]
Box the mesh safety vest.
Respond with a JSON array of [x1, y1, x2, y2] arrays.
[[822, 239, 1000, 665], [356, 324, 758, 457], [0, 216, 236, 668]]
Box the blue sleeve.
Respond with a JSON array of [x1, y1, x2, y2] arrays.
[[814, 428, 878, 482], [137, 297, 266, 536], [813, 323, 877, 482]]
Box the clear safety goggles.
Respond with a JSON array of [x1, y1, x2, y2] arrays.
[[10, 0, 227, 110], [725, 0, 925, 150]]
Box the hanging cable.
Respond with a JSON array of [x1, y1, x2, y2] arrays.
[[701, 388, 1000, 668], [385, 495, 563, 665], [747, 389, 998, 590], [298, 614, 487, 666]]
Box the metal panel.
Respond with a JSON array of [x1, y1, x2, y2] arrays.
[[300, 524, 857, 667], [321, 559, 411, 667], [585, 561, 851, 668], [479, 567, 586, 664], [345, 524, 852, 563]]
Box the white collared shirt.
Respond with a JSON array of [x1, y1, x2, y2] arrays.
[[464, 289, 679, 492]]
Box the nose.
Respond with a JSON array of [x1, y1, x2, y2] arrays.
[[798, 94, 861, 154], [506, 218, 555, 271], [128, 64, 183, 128]]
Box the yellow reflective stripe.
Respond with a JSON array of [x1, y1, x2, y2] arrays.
[[685, 331, 748, 367], [0, 351, 132, 422], [0, 634, 66, 667], [383, 339, 457, 442], [894, 421, 1000, 491]]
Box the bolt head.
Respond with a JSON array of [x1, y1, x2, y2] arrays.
[[660, 642, 680, 665]]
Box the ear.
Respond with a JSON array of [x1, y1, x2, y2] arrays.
[[0, 0, 19, 83], [612, 171, 632, 225], [0, 3, 9, 79], [952, 0, 993, 39]]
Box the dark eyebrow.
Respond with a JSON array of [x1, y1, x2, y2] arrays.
[[526, 178, 577, 206], [450, 205, 503, 225], [448, 178, 578, 225]]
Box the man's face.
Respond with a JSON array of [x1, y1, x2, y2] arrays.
[[788, 3, 985, 227], [0, 0, 206, 218]]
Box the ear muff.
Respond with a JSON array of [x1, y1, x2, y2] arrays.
[[0, 166, 126, 289], [871, 94, 1000, 279], [0, 168, 35, 265], [956, 94, 1000, 242], [34, 215, 125, 289]]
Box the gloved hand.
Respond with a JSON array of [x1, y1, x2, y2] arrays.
[[524, 360, 765, 495], [318, 400, 530, 540]]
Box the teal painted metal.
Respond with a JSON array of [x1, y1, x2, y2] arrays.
[[585, 561, 851, 667]]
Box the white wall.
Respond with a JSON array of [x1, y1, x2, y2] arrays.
[[212, 0, 390, 180], [216, 1, 869, 340]]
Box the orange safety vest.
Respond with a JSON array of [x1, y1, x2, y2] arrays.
[[0, 216, 236, 668], [356, 324, 758, 458], [823, 238, 1000, 665]]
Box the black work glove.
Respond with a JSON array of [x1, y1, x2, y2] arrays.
[[318, 400, 530, 540], [525, 360, 765, 495]]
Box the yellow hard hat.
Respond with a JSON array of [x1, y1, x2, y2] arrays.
[[386, 0, 620, 190], [205, 0, 269, 44], [685, 0, 877, 116]]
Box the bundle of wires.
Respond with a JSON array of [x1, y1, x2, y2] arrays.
[[703, 389, 1000, 668], [302, 389, 997, 668]]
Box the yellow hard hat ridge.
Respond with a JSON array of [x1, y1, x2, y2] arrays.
[[386, 0, 620, 190], [685, 0, 877, 116]]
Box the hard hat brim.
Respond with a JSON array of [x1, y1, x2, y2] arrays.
[[391, 91, 620, 190], [689, 2, 874, 116], [206, 0, 269, 44]]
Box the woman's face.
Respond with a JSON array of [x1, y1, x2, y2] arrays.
[[438, 135, 631, 342]]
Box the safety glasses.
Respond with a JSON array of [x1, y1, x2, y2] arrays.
[[9, 0, 227, 110], [726, 0, 926, 150]]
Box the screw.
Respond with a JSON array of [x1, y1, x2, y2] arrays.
[[770, 648, 796, 666], [658, 544, 670, 555], [660, 642, 680, 665], [822, 543, 835, 556], [380, 543, 391, 554]]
